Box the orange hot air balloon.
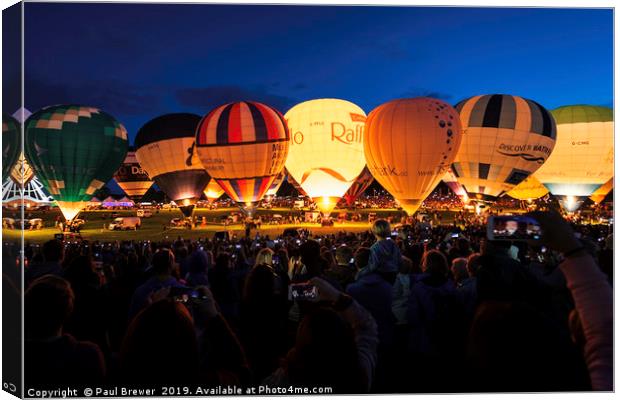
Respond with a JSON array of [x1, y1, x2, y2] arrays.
[[364, 98, 463, 215], [203, 178, 225, 203], [195, 101, 289, 215]]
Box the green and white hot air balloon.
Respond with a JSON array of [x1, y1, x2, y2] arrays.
[[25, 105, 128, 221]]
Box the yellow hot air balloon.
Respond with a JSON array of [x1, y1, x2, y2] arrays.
[[284, 99, 366, 215], [364, 98, 463, 215], [506, 175, 549, 201], [534, 105, 613, 212], [195, 101, 289, 215], [589, 178, 613, 205], [453, 94, 557, 202], [203, 178, 225, 203]]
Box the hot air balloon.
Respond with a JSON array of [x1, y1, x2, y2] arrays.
[[506, 175, 549, 201], [589, 178, 613, 205], [441, 169, 469, 203], [343, 167, 374, 207], [113, 146, 153, 201], [203, 178, 225, 203], [24, 105, 128, 221], [134, 113, 210, 217], [10, 152, 35, 186], [285, 98, 366, 215], [534, 105, 613, 212], [286, 169, 308, 196], [195, 101, 289, 215], [3, 114, 21, 182], [265, 170, 286, 198], [452, 94, 557, 202], [364, 98, 463, 215]]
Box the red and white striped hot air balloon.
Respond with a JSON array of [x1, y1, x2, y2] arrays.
[[195, 101, 290, 215]]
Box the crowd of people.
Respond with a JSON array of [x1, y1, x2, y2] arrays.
[[3, 209, 612, 393]]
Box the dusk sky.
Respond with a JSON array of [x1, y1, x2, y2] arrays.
[[9, 4, 614, 142]]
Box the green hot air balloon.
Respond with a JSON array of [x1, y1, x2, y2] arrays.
[[25, 105, 128, 221], [3, 114, 21, 182]]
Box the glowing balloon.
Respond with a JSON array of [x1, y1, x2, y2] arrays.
[[343, 167, 374, 207], [589, 178, 613, 205], [506, 175, 549, 201], [3, 114, 21, 182], [24, 105, 128, 221], [286, 169, 308, 196], [453, 94, 557, 201], [441, 169, 469, 203], [265, 170, 286, 197], [284, 98, 366, 215], [364, 98, 463, 215], [195, 101, 289, 215], [10, 152, 35, 186], [134, 113, 210, 217], [534, 105, 613, 212], [113, 147, 153, 201], [203, 178, 225, 203]]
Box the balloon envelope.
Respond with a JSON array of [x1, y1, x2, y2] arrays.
[[286, 169, 308, 196], [453, 94, 557, 201], [3, 114, 21, 182], [284, 98, 367, 214], [195, 101, 289, 214], [506, 175, 549, 201], [441, 169, 469, 203], [265, 170, 286, 197], [24, 105, 128, 221], [534, 105, 613, 198], [343, 167, 374, 207], [203, 178, 225, 203], [589, 178, 613, 205], [134, 113, 209, 217], [113, 147, 153, 201], [364, 98, 463, 215]]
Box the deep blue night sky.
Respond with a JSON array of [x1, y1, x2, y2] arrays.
[[16, 4, 613, 143]]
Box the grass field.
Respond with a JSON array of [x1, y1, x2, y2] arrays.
[[3, 207, 413, 244]]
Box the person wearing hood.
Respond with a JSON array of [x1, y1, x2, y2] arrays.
[[185, 249, 211, 287], [357, 219, 401, 284]]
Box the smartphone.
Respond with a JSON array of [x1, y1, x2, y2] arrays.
[[235, 244, 241, 249], [289, 283, 318, 301], [273, 255, 280, 264], [451, 233, 459, 238], [349, 257, 355, 264], [169, 286, 205, 303], [487, 215, 542, 241]]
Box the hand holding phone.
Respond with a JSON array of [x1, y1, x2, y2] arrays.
[[487, 215, 542, 241], [289, 283, 319, 301]]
